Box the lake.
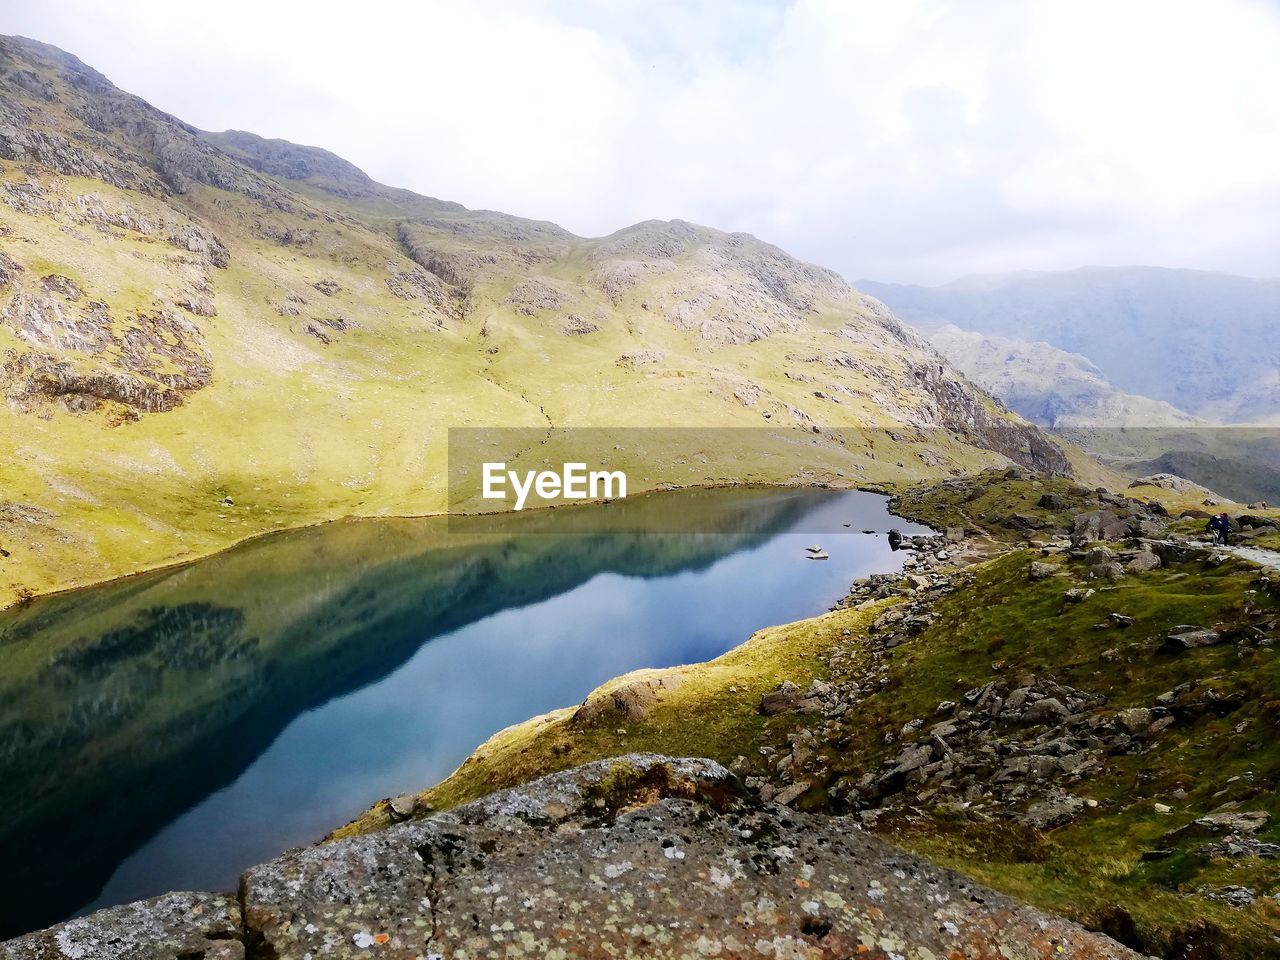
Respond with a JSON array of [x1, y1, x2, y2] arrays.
[[0, 486, 928, 937]]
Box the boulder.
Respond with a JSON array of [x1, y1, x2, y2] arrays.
[[758, 680, 821, 716], [572, 674, 683, 726], [1160, 629, 1222, 653], [1087, 561, 1125, 581], [1023, 697, 1070, 724], [387, 794, 417, 821], [1021, 791, 1087, 829], [0, 892, 241, 960], [1129, 473, 1197, 493], [1082, 547, 1113, 565], [1038, 492, 1068, 511], [1115, 707, 1154, 736], [1029, 561, 1057, 580], [228, 755, 1145, 959], [1165, 810, 1270, 840], [1127, 551, 1161, 572], [1072, 510, 1117, 543]]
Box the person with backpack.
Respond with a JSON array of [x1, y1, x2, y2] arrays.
[[1206, 512, 1230, 545]]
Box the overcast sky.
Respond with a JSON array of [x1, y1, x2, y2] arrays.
[[6, 0, 1280, 283]]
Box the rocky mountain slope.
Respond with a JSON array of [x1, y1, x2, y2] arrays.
[[929, 324, 1201, 430], [0, 34, 1075, 610], [861, 267, 1280, 424]]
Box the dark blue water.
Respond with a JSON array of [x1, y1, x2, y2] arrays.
[[0, 487, 926, 936]]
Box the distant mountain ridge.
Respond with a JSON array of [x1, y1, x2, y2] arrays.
[[928, 324, 1202, 430], [860, 266, 1280, 423]]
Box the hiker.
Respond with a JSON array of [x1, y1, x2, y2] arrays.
[[1206, 512, 1230, 545]]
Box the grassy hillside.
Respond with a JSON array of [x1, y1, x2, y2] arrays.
[[338, 473, 1280, 958], [0, 35, 1068, 610]]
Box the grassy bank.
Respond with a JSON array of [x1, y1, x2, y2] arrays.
[[335, 472, 1280, 957]]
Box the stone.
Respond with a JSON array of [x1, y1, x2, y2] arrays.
[[1028, 561, 1057, 580], [1203, 836, 1280, 859], [1160, 629, 1222, 653], [1064, 587, 1095, 603], [227, 755, 1144, 959], [0, 892, 241, 960], [1165, 810, 1270, 841], [1087, 561, 1125, 581], [1082, 547, 1113, 565], [387, 794, 416, 820], [759, 680, 820, 716], [772, 781, 810, 806], [1038, 492, 1068, 510], [1023, 697, 1069, 724], [1202, 885, 1256, 908], [572, 674, 683, 726], [1116, 707, 1153, 736], [1127, 551, 1161, 572], [1108, 613, 1135, 627]]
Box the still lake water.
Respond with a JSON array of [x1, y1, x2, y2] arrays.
[[0, 487, 927, 937]]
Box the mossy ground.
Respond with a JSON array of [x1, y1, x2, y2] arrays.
[[338, 474, 1280, 957], [826, 549, 1280, 956]]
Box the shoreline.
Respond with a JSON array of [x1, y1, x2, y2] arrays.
[[0, 476, 899, 616]]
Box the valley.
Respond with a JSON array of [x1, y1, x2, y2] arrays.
[[2, 26, 1279, 960]]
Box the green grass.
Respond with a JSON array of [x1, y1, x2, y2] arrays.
[[0, 159, 1040, 612], [332, 490, 1280, 956]]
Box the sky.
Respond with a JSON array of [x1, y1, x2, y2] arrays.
[[4, 0, 1280, 284]]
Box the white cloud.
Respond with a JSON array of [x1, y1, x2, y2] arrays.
[[5, 0, 1279, 282]]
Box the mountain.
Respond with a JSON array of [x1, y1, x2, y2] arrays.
[[860, 267, 1280, 423], [929, 324, 1202, 430], [0, 34, 1073, 610]]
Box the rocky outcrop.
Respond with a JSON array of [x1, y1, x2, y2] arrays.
[[1, 892, 241, 960], [3, 755, 1142, 959], [926, 324, 1201, 429]]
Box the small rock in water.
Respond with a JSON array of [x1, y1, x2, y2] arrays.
[[806, 544, 823, 553], [806, 551, 830, 560]]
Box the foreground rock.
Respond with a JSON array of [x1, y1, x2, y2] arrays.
[[6, 756, 1142, 959], [1, 893, 241, 960]]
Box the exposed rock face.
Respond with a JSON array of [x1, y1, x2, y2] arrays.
[[926, 324, 1200, 429], [861, 267, 1280, 423], [0, 892, 241, 960], [3, 756, 1142, 959], [571, 674, 683, 725]]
